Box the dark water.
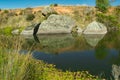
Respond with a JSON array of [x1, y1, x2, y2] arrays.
[[2, 31, 120, 79]]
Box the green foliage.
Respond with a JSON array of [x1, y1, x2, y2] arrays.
[[3, 10, 9, 13], [116, 5, 120, 14], [26, 14, 35, 21], [0, 27, 13, 35], [96, 0, 110, 12], [50, 4, 58, 7], [115, 5, 120, 22], [96, 13, 118, 28]]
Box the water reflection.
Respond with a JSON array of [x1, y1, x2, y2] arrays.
[[22, 32, 120, 79], [1, 31, 120, 79], [84, 34, 105, 47]]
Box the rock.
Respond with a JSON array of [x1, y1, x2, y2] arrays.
[[41, 7, 57, 17], [84, 34, 105, 47], [11, 29, 19, 35], [38, 14, 76, 34], [83, 21, 107, 34], [112, 64, 120, 80], [21, 23, 41, 35]]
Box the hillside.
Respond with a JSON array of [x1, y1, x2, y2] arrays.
[[0, 5, 119, 35]]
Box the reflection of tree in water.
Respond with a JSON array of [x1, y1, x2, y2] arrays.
[[95, 31, 120, 60], [111, 50, 120, 65], [95, 46, 108, 60]]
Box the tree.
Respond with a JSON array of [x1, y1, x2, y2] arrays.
[[96, 0, 110, 12]]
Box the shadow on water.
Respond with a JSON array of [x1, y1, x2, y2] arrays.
[[1, 31, 120, 79]]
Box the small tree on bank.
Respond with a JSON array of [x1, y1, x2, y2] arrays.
[[96, 0, 110, 12]]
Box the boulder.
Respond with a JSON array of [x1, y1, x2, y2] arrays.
[[38, 14, 76, 34], [112, 64, 120, 80], [83, 21, 107, 34], [41, 7, 57, 17], [21, 23, 41, 35]]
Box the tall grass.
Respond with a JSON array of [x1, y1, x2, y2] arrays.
[[0, 35, 102, 80]]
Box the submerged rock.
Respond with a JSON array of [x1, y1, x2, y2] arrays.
[[38, 14, 76, 34], [83, 21, 107, 34]]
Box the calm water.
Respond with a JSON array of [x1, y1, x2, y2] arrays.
[[2, 31, 120, 79]]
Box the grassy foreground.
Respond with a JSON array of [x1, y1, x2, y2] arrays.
[[0, 36, 102, 80]]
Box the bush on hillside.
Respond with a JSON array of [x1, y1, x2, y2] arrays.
[[26, 14, 35, 21], [50, 4, 58, 7], [115, 5, 120, 19], [96, 13, 118, 28], [23, 7, 33, 15], [3, 10, 9, 13]]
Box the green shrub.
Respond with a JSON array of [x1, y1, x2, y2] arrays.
[[0, 27, 13, 35], [3, 10, 9, 13], [26, 14, 35, 21], [116, 5, 120, 14], [96, 13, 119, 29], [50, 4, 58, 7], [115, 5, 120, 21]]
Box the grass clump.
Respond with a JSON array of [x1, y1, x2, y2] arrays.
[[0, 51, 100, 80], [0, 27, 13, 35]]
